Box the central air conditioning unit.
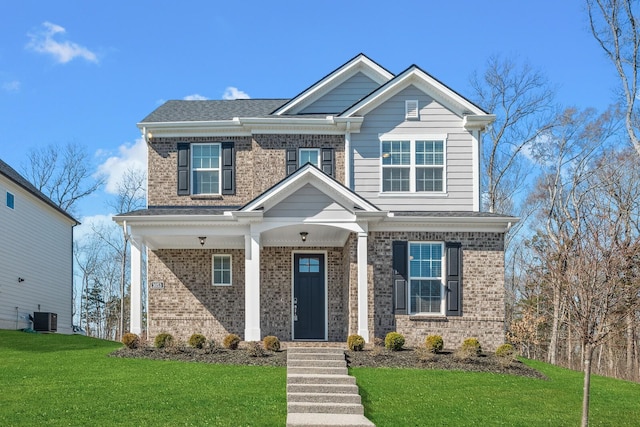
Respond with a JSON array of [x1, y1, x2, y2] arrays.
[[33, 312, 57, 332]]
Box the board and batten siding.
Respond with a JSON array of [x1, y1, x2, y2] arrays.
[[0, 176, 75, 333], [351, 85, 474, 211], [264, 183, 353, 220], [299, 72, 381, 114]]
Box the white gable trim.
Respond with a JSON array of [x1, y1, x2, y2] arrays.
[[272, 54, 394, 116], [340, 66, 494, 127], [240, 164, 380, 214]]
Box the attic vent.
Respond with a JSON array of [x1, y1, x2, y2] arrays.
[[405, 100, 419, 120]]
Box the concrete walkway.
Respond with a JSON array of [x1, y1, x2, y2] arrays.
[[285, 347, 375, 427]]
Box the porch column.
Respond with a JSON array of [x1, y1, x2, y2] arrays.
[[130, 243, 143, 334], [357, 231, 369, 342], [244, 233, 261, 341]]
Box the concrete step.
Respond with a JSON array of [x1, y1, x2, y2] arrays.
[[287, 383, 360, 394], [286, 413, 375, 427], [288, 402, 364, 415], [287, 374, 356, 385], [288, 352, 346, 361], [288, 348, 345, 354], [288, 359, 346, 368], [288, 366, 348, 375], [287, 392, 362, 404]]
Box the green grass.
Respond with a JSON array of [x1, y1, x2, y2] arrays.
[[0, 330, 286, 426], [351, 359, 640, 426]]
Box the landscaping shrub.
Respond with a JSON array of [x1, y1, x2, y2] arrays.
[[223, 333, 241, 350], [384, 332, 405, 351], [495, 343, 516, 363], [122, 333, 140, 349], [424, 335, 444, 354], [248, 341, 266, 357], [204, 339, 219, 354], [416, 346, 437, 362], [263, 335, 280, 351], [347, 334, 365, 351], [188, 333, 206, 349], [455, 337, 482, 360], [154, 333, 173, 349]]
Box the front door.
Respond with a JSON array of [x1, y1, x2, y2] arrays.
[[293, 253, 325, 340]]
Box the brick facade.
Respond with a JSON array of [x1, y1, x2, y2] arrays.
[[147, 135, 344, 207], [147, 231, 506, 351]]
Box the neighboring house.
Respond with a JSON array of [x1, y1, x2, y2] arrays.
[[115, 54, 516, 350], [0, 159, 78, 333]]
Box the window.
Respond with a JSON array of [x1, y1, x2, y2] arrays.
[[380, 135, 445, 193], [299, 148, 320, 168], [298, 256, 320, 273], [192, 143, 221, 195], [6, 192, 14, 209], [409, 242, 444, 314], [212, 254, 232, 286]]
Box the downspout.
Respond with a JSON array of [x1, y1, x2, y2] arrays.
[[345, 121, 351, 189]]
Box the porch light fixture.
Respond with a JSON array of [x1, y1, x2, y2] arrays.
[[198, 236, 206, 246], [299, 232, 308, 242]]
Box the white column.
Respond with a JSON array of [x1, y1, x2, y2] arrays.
[[471, 129, 481, 212], [244, 233, 261, 341], [345, 121, 351, 189], [130, 243, 143, 334], [357, 231, 369, 342]]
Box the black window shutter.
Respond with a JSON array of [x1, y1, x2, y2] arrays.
[[445, 242, 463, 316], [321, 148, 334, 177], [286, 149, 298, 175], [177, 143, 190, 196], [392, 241, 408, 315], [221, 142, 235, 195]]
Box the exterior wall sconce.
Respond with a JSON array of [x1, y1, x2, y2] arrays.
[[199, 236, 206, 246], [300, 232, 308, 242], [18, 277, 25, 283]]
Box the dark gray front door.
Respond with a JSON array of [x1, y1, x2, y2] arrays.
[[293, 253, 325, 340]]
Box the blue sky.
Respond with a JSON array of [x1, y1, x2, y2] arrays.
[[0, 0, 618, 229]]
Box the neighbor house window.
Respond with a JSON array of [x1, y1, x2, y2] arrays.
[[409, 242, 444, 314], [380, 135, 446, 193], [212, 254, 232, 286], [6, 192, 14, 209], [299, 148, 320, 168], [192, 143, 221, 195]]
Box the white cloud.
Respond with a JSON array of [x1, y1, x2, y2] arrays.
[[184, 94, 208, 100], [26, 22, 98, 64], [222, 86, 250, 100], [2, 80, 20, 92], [94, 137, 147, 194]]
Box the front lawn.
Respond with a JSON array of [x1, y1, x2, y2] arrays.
[[351, 359, 640, 426], [0, 330, 286, 426]]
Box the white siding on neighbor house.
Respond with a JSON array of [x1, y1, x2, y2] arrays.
[[299, 72, 380, 114], [0, 176, 75, 333], [264, 183, 354, 220], [351, 85, 475, 211]]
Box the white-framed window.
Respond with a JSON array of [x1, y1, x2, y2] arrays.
[[409, 242, 444, 314], [299, 148, 320, 168], [380, 134, 446, 193], [192, 143, 221, 195], [212, 254, 232, 286], [6, 192, 14, 209]]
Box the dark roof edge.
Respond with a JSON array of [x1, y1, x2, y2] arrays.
[[0, 159, 79, 225]]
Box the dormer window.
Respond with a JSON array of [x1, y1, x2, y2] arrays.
[[405, 100, 419, 120]]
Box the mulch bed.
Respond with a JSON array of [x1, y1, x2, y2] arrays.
[[110, 345, 546, 379]]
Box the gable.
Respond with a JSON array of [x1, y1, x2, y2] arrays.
[[298, 72, 381, 115], [264, 183, 354, 220]]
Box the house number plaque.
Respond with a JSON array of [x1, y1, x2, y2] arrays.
[[151, 281, 164, 290]]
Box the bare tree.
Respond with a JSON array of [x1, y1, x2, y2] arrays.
[[22, 142, 103, 214], [587, 0, 640, 156]]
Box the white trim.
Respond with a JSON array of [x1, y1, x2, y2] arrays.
[[405, 100, 419, 120], [345, 121, 352, 189], [357, 232, 369, 342], [298, 148, 321, 168], [212, 254, 232, 286], [130, 243, 143, 334], [471, 129, 480, 211], [244, 233, 261, 341], [291, 250, 328, 341], [408, 241, 445, 316]]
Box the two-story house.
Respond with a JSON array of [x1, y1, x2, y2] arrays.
[[115, 54, 515, 350]]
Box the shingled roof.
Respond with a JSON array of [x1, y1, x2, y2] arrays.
[[139, 99, 290, 123], [0, 158, 79, 224]]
